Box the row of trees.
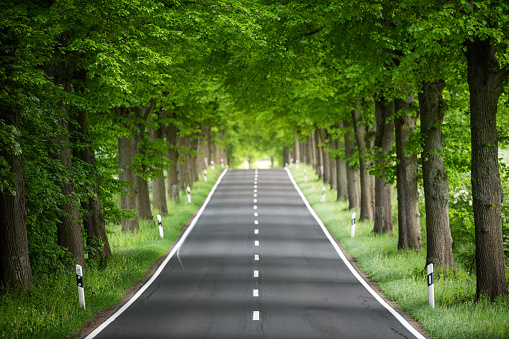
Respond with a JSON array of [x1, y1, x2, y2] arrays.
[[221, 0, 508, 300], [1, 0, 508, 303], [0, 0, 246, 293]]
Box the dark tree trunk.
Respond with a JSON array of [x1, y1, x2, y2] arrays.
[[0, 104, 33, 291], [52, 106, 86, 267], [76, 110, 111, 261], [344, 121, 360, 210], [320, 129, 331, 186], [395, 93, 421, 251], [117, 107, 139, 232], [329, 136, 337, 190], [373, 98, 395, 234], [352, 107, 374, 221], [465, 38, 508, 300], [165, 116, 180, 203], [315, 129, 324, 179], [148, 112, 168, 216], [283, 146, 290, 167], [336, 123, 348, 201], [133, 107, 153, 221], [294, 139, 301, 165], [419, 80, 455, 271], [310, 131, 318, 174]]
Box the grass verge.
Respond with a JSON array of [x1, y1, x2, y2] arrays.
[[0, 167, 225, 339], [289, 164, 509, 339]]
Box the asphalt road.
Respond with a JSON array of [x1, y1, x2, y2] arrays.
[[87, 168, 425, 339]]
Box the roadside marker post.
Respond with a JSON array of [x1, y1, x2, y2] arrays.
[[321, 186, 326, 202], [296, 160, 299, 170], [211, 161, 214, 170], [290, 157, 293, 166], [204, 169, 207, 182], [427, 263, 435, 309], [157, 214, 164, 239], [351, 213, 356, 238], [221, 158, 224, 167], [304, 169, 307, 183], [187, 186, 191, 203], [76, 264, 86, 309]]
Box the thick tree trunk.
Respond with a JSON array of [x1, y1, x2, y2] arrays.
[[352, 107, 374, 221], [133, 107, 153, 221], [373, 98, 395, 235], [0, 105, 33, 291], [419, 80, 455, 271], [310, 131, 317, 173], [329, 136, 337, 190], [321, 129, 331, 186], [395, 93, 421, 251], [117, 107, 139, 232], [344, 121, 360, 210], [165, 117, 180, 203], [76, 110, 111, 261], [336, 123, 348, 201], [465, 38, 508, 300], [315, 129, 324, 179], [52, 107, 86, 267], [294, 139, 301, 165], [148, 113, 168, 216]]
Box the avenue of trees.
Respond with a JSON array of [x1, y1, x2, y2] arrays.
[[1, 0, 508, 304]]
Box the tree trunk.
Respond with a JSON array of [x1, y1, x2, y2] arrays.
[[321, 129, 331, 186], [395, 92, 421, 251], [133, 107, 153, 221], [465, 38, 508, 300], [165, 116, 180, 203], [294, 139, 301, 165], [148, 112, 168, 216], [52, 106, 86, 267], [0, 104, 33, 291], [329, 136, 337, 190], [76, 110, 111, 261], [344, 121, 360, 210], [373, 98, 395, 235], [352, 107, 374, 221], [117, 107, 139, 232], [315, 129, 324, 179], [419, 80, 455, 271]]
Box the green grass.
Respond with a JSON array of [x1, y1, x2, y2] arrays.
[[0, 166, 225, 339], [289, 164, 509, 339]]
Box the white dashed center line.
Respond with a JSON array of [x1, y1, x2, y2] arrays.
[[254, 189, 257, 193], [254, 205, 257, 210], [254, 199, 257, 203], [253, 311, 260, 321], [254, 270, 259, 278], [254, 254, 259, 261], [253, 289, 259, 297], [254, 212, 258, 217], [254, 220, 258, 225], [255, 240, 259, 246], [254, 193, 257, 197], [254, 229, 259, 234]]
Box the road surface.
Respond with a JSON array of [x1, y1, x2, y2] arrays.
[[86, 168, 425, 339]]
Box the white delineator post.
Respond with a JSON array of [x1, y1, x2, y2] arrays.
[[427, 263, 435, 308], [187, 186, 191, 203], [351, 212, 356, 238], [304, 169, 307, 183], [296, 160, 299, 170], [157, 214, 164, 239], [221, 158, 224, 167], [321, 186, 326, 202], [204, 169, 207, 182], [211, 161, 214, 170], [76, 264, 86, 309]]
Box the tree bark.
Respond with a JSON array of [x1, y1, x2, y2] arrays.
[[165, 115, 180, 203], [352, 107, 374, 221], [76, 110, 111, 261], [148, 112, 168, 216], [344, 121, 360, 210], [373, 98, 395, 235], [0, 104, 33, 291], [465, 38, 508, 300], [133, 107, 153, 221], [395, 92, 421, 251], [329, 136, 337, 190], [315, 129, 324, 179], [419, 80, 455, 271], [117, 107, 139, 232], [294, 139, 301, 165]]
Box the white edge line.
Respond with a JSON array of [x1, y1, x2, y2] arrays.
[[85, 169, 229, 339], [284, 168, 425, 339]]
